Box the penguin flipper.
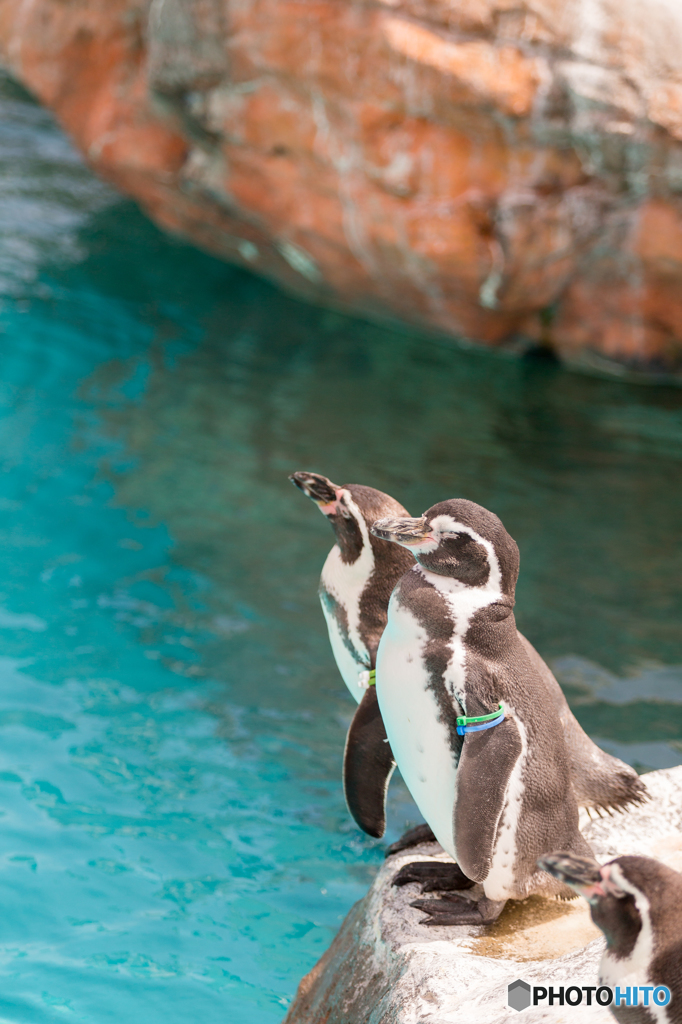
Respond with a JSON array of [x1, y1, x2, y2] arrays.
[[453, 717, 523, 884], [343, 685, 396, 838]]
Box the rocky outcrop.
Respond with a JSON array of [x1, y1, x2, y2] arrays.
[[2, 0, 682, 372], [284, 766, 682, 1023]]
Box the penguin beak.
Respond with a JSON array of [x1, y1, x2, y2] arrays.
[[537, 852, 619, 902], [289, 471, 339, 514], [371, 515, 434, 547]]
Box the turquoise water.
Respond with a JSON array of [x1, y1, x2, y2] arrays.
[[0, 73, 681, 1022]]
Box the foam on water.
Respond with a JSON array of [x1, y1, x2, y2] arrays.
[[0, 73, 680, 1022]]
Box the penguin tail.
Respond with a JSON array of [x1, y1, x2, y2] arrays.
[[555, 888, 581, 902], [577, 767, 649, 818], [582, 793, 649, 819]]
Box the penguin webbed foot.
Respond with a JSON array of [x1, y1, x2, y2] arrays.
[[385, 824, 439, 858], [411, 893, 506, 927], [392, 860, 475, 893]]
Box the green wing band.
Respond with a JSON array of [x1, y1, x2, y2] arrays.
[[456, 702, 504, 727]]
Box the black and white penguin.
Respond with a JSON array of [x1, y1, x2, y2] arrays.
[[289, 471, 416, 839], [290, 472, 414, 703], [540, 852, 682, 1023], [371, 498, 596, 924], [291, 474, 644, 858]]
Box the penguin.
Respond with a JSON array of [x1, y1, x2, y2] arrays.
[[370, 498, 596, 924], [539, 852, 682, 1023], [289, 471, 419, 841], [291, 475, 645, 856], [290, 472, 414, 704]]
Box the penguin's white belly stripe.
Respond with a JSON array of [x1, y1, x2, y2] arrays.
[[600, 943, 653, 992], [376, 601, 458, 859], [446, 636, 467, 705], [600, 959, 669, 1024], [483, 708, 527, 901], [321, 601, 365, 704], [321, 542, 372, 668], [600, 956, 668, 1024]]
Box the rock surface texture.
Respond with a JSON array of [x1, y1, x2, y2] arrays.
[[284, 765, 682, 1024], [2, 0, 682, 372]]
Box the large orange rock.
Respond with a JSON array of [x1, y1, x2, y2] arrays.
[[2, 0, 682, 372]]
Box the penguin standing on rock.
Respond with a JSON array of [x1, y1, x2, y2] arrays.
[[289, 472, 420, 840], [540, 852, 682, 1023], [371, 498, 596, 924], [291, 475, 646, 858]]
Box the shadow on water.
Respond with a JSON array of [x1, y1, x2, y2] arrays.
[[0, 72, 680, 1024]]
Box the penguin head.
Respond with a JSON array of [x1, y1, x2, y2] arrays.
[[289, 471, 412, 566], [371, 498, 519, 596], [538, 852, 682, 958]]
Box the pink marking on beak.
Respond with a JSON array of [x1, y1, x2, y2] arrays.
[[318, 501, 338, 515], [597, 864, 625, 898], [576, 868, 608, 901]]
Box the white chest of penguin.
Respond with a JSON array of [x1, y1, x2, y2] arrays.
[[320, 541, 374, 705], [375, 566, 509, 868], [376, 592, 459, 857]]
